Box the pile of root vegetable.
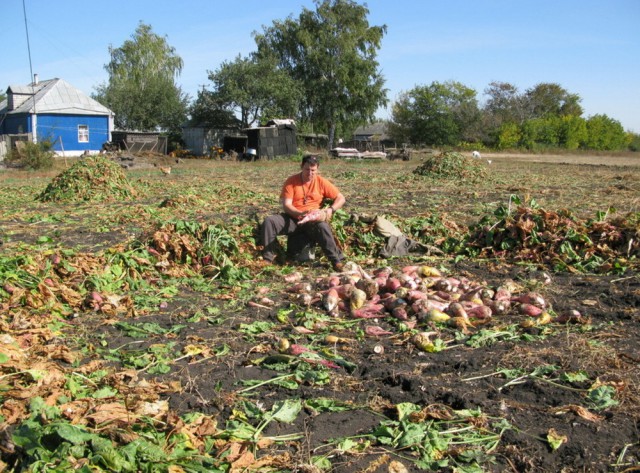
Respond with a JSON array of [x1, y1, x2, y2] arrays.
[[272, 262, 579, 345], [412, 151, 488, 181], [37, 156, 136, 202]]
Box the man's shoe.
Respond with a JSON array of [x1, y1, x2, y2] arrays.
[[332, 261, 344, 272]]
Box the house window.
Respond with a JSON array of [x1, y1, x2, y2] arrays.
[[78, 125, 89, 143]]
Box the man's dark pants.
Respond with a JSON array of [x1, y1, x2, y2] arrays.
[[261, 213, 343, 263]]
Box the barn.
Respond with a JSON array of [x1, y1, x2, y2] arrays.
[[0, 76, 114, 158], [245, 119, 297, 160]]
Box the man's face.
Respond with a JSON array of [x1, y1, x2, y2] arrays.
[[301, 163, 319, 182]]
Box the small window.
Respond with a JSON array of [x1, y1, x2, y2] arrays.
[[78, 125, 89, 143]]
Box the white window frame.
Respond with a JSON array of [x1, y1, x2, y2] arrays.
[[78, 125, 89, 143]]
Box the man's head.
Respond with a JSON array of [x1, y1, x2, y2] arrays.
[[300, 155, 320, 182]]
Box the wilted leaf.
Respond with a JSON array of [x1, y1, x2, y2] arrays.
[[553, 404, 604, 422], [547, 428, 568, 451]]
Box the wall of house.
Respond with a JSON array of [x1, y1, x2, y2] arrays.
[[0, 114, 29, 134], [36, 114, 110, 153]]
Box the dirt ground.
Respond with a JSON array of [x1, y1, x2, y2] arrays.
[[78, 258, 639, 472], [1, 151, 639, 472]]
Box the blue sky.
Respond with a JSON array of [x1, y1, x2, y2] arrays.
[[2, 0, 639, 133]]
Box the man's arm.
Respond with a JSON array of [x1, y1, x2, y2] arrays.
[[326, 192, 345, 219], [281, 197, 307, 219]]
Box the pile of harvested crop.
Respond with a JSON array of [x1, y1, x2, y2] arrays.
[[37, 156, 135, 202], [413, 151, 487, 181], [467, 203, 640, 273]]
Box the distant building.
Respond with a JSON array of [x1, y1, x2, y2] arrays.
[[342, 121, 395, 152], [245, 119, 297, 160], [0, 76, 114, 158]]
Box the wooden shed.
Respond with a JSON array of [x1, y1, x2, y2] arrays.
[[245, 119, 297, 160]]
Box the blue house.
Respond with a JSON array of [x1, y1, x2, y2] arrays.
[[0, 77, 114, 157]]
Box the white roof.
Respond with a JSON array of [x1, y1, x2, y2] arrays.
[[1, 78, 113, 116]]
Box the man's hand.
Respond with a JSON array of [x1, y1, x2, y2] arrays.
[[298, 209, 327, 225]]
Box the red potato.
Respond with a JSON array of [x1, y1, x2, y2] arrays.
[[446, 302, 468, 319], [494, 286, 512, 301], [365, 326, 394, 336], [406, 289, 428, 303], [556, 309, 584, 324], [356, 278, 379, 299], [322, 288, 340, 312], [385, 277, 402, 292], [487, 299, 510, 315], [514, 291, 546, 308], [336, 283, 354, 300], [352, 305, 385, 319], [466, 305, 492, 320], [519, 303, 543, 317], [401, 265, 421, 276], [287, 282, 312, 294], [391, 306, 409, 320]]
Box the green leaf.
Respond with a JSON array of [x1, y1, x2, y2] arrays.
[[0, 353, 10, 364], [92, 386, 118, 398], [305, 398, 353, 413], [396, 422, 427, 448], [396, 402, 420, 421], [54, 423, 95, 444], [561, 371, 589, 383], [270, 398, 302, 423], [588, 385, 619, 410]]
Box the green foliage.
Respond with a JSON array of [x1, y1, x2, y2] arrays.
[[558, 115, 588, 150], [389, 81, 479, 146], [254, 0, 388, 147], [203, 54, 302, 128], [628, 132, 640, 152], [36, 156, 135, 202], [366, 403, 507, 470], [524, 82, 583, 118], [93, 22, 188, 132], [521, 117, 561, 150], [584, 114, 629, 150], [6, 140, 55, 170], [496, 122, 522, 150], [12, 398, 220, 472]]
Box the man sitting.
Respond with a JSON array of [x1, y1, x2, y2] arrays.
[[260, 155, 345, 271]]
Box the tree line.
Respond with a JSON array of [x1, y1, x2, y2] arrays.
[[90, 1, 639, 153]]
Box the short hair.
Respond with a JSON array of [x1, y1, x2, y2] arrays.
[[302, 155, 320, 166]]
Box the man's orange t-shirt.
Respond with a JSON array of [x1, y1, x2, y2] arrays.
[[281, 173, 340, 213]]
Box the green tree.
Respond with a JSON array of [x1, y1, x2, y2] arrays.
[[389, 81, 479, 147], [483, 81, 527, 125], [495, 122, 522, 150], [203, 54, 301, 129], [189, 89, 238, 128], [93, 22, 189, 132], [254, 0, 387, 148], [521, 116, 563, 150], [558, 115, 588, 150], [524, 83, 583, 119], [627, 132, 640, 152], [584, 114, 628, 150]]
